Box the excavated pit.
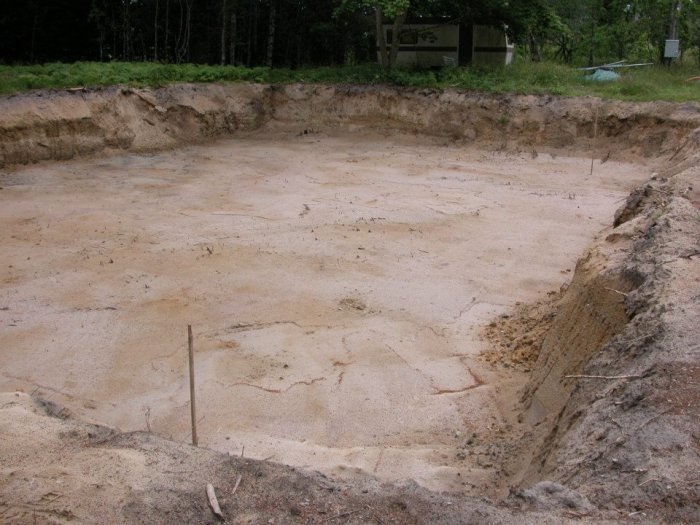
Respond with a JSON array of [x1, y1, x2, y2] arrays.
[[0, 129, 650, 494], [1, 84, 699, 522]]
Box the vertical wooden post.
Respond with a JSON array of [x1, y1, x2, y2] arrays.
[[188, 324, 198, 446], [590, 106, 599, 177]]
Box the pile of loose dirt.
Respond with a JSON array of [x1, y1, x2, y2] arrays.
[[481, 293, 564, 371], [0, 392, 630, 524]]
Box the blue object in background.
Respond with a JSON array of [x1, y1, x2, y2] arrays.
[[585, 69, 621, 82]]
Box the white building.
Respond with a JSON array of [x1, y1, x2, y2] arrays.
[[471, 25, 514, 66], [378, 22, 514, 68]]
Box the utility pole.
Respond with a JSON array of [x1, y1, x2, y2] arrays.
[[664, 1, 681, 66]]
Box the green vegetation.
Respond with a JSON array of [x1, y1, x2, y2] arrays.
[[0, 62, 270, 95], [1, 60, 699, 102], [2, 1, 699, 103]]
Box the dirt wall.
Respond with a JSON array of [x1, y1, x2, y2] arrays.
[[271, 85, 700, 160], [506, 159, 700, 521], [0, 83, 270, 167], [2, 82, 700, 168]]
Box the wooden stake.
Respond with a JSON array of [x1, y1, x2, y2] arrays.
[[590, 106, 599, 177], [231, 475, 242, 496], [604, 287, 629, 297], [188, 324, 198, 447], [564, 374, 642, 380], [206, 483, 224, 519]]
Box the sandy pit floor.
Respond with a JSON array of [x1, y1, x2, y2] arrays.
[[0, 130, 649, 493]]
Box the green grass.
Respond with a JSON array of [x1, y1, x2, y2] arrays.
[[0, 62, 272, 94], [1, 61, 699, 102]]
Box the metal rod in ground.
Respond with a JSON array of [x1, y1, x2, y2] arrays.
[[188, 324, 198, 447]]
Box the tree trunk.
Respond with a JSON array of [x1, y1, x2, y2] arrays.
[[529, 32, 541, 62], [248, 0, 258, 67], [123, 0, 130, 59], [29, 0, 40, 63], [98, 30, 105, 62], [230, 9, 237, 65], [246, 0, 252, 66], [154, 0, 160, 61], [252, 0, 258, 65], [164, 0, 170, 62], [388, 10, 407, 68], [221, 0, 228, 65], [668, 1, 679, 40], [185, 0, 192, 62], [266, 0, 276, 67], [375, 8, 388, 68], [175, 0, 184, 62], [265, 0, 277, 67], [112, 14, 117, 60], [588, 14, 595, 67]]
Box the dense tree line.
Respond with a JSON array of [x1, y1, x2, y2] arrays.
[[0, 0, 373, 66], [0, 1, 698, 67]]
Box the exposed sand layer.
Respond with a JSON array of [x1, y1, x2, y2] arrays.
[[0, 130, 649, 493], [0, 392, 604, 525], [2, 83, 699, 169]]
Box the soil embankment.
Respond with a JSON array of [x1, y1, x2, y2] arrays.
[[1, 83, 699, 523], [485, 166, 700, 522], [1, 83, 699, 168]]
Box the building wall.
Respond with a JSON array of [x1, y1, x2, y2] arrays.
[[378, 24, 515, 68], [380, 24, 459, 68], [472, 25, 514, 67]]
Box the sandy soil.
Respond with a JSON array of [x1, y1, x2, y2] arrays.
[[0, 392, 610, 525], [0, 130, 649, 494]]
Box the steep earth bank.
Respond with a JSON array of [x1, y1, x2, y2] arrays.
[[1, 83, 699, 168], [484, 161, 700, 523]]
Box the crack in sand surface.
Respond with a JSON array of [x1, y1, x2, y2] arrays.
[[215, 377, 326, 394]]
